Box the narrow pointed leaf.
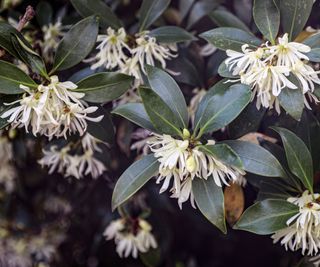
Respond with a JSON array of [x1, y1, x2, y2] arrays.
[[234, 199, 299, 234], [193, 177, 226, 233], [112, 154, 159, 210], [149, 26, 196, 43], [209, 9, 250, 32], [278, 87, 304, 121]]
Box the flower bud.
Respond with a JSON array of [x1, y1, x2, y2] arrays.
[[183, 128, 191, 139], [186, 155, 196, 173]]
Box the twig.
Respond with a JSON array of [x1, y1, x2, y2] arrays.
[[16, 5, 35, 32]]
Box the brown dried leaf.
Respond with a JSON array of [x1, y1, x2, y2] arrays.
[[239, 132, 277, 145], [224, 183, 245, 226], [294, 30, 314, 43]]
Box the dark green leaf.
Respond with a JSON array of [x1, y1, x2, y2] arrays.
[[112, 154, 159, 210], [224, 140, 286, 177], [52, 16, 99, 72], [209, 9, 250, 32], [303, 33, 320, 62], [234, 199, 299, 234], [0, 60, 37, 94], [200, 27, 262, 52], [139, 87, 183, 136], [218, 60, 235, 78], [280, 0, 313, 41], [76, 72, 133, 103], [149, 26, 196, 43], [112, 103, 157, 132], [199, 144, 243, 169], [36, 1, 53, 27], [278, 87, 304, 121], [146, 65, 188, 128], [272, 127, 314, 193], [70, 0, 122, 29], [195, 83, 251, 136], [253, 0, 280, 43], [193, 177, 226, 233], [139, 0, 171, 31]]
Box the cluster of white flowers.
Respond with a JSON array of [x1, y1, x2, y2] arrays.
[[0, 132, 16, 193], [88, 27, 177, 86], [1, 76, 103, 139], [225, 33, 320, 113], [104, 217, 157, 258], [38, 133, 106, 179], [40, 21, 67, 63], [272, 191, 320, 256], [148, 130, 245, 208]]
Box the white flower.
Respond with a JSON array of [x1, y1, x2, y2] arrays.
[[1, 76, 103, 139], [272, 191, 320, 256], [38, 133, 106, 179], [132, 31, 177, 74], [148, 132, 245, 208], [104, 218, 157, 258], [88, 27, 130, 70], [40, 21, 67, 63]]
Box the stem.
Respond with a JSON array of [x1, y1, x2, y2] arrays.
[[17, 6, 35, 32]]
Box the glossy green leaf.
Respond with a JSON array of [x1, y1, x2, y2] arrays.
[[76, 72, 133, 103], [139, 87, 183, 136], [0, 60, 37, 94], [146, 65, 188, 128], [195, 83, 251, 136], [52, 16, 99, 72], [209, 9, 250, 32], [11, 34, 48, 78], [192, 177, 226, 233], [303, 33, 320, 62], [199, 144, 243, 169], [278, 87, 304, 121], [139, 0, 171, 31], [272, 127, 314, 193], [234, 199, 299, 234], [112, 154, 159, 210], [224, 140, 286, 177], [253, 0, 280, 43], [200, 27, 262, 52], [218, 60, 235, 78], [70, 0, 122, 29], [112, 103, 157, 132], [149, 26, 196, 43], [280, 0, 313, 41]]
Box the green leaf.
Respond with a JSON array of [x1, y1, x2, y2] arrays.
[[112, 154, 159, 210], [139, 87, 183, 136], [280, 0, 313, 41], [253, 0, 280, 43], [0, 21, 27, 59], [36, 1, 53, 27], [139, 0, 171, 31], [0, 60, 37, 94], [200, 27, 262, 52], [271, 127, 314, 193], [199, 144, 243, 169], [52, 16, 99, 72], [76, 72, 133, 103], [195, 83, 251, 136], [209, 9, 250, 32], [278, 87, 304, 121], [11, 34, 48, 78], [146, 65, 188, 128], [112, 103, 157, 132], [303, 33, 320, 62], [87, 106, 114, 144], [149, 26, 196, 43], [234, 199, 299, 234], [192, 177, 226, 233], [224, 140, 286, 177], [218, 60, 236, 78], [70, 0, 122, 29]]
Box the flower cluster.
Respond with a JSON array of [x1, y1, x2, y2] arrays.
[[225, 33, 320, 113], [38, 133, 106, 179], [104, 217, 157, 258], [272, 191, 320, 256], [1, 76, 103, 139], [87, 27, 177, 85], [148, 130, 245, 208]]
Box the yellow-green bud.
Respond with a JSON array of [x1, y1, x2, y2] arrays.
[[186, 155, 196, 173], [8, 129, 17, 139], [183, 128, 191, 139]]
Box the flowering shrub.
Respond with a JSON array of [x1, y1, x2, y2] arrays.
[[1, 0, 320, 266]]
